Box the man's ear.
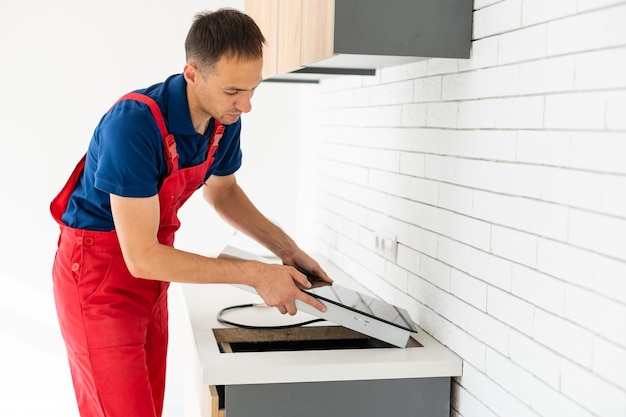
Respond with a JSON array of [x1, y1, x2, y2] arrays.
[[183, 63, 199, 84]]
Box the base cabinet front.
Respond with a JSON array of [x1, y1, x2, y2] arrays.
[[209, 377, 450, 417]]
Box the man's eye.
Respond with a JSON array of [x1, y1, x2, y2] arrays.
[[225, 91, 238, 96]]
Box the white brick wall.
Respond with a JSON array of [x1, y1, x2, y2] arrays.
[[313, 1, 626, 416]]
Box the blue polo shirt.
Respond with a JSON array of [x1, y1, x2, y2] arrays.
[[62, 74, 243, 231]]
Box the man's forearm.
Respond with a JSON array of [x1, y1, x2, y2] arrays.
[[123, 242, 256, 283]]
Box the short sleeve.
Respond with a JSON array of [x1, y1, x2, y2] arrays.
[[93, 102, 165, 197]]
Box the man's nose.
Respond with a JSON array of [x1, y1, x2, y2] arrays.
[[235, 93, 253, 113]]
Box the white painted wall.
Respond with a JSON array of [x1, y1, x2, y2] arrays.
[[313, 2, 626, 417], [0, 1, 318, 416]]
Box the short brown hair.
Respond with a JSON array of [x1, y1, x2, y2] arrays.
[[185, 8, 265, 73]]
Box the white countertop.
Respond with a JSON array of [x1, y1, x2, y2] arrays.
[[180, 257, 462, 386]]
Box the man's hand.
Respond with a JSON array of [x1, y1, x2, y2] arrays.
[[252, 263, 328, 315], [280, 248, 334, 286]]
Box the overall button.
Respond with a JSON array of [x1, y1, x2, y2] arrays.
[[84, 237, 95, 246], [71, 263, 80, 272]]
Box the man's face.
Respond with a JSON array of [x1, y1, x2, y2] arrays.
[[185, 56, 263, 127]]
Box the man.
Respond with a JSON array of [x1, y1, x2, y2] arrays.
[[50, 9, 331, 417]]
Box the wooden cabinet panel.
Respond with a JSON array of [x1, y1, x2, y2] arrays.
[[277, 0, 302, 73], [301, 0, 335, 66], [246, 0, 278, 79]]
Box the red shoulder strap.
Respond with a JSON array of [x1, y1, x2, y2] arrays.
[[116, 92, 178, 173]]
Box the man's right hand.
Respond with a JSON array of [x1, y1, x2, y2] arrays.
[[251, 263, 327, 315]]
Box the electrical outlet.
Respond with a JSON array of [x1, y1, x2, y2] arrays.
[[374, 232, 398, 261]]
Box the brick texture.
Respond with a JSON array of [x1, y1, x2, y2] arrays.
[[313, 1, 626, 416]]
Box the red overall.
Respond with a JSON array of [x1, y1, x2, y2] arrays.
[[51, 93, 224, 417]]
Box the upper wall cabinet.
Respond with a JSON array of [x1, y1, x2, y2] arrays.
[[246, 0, 473, 81]]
